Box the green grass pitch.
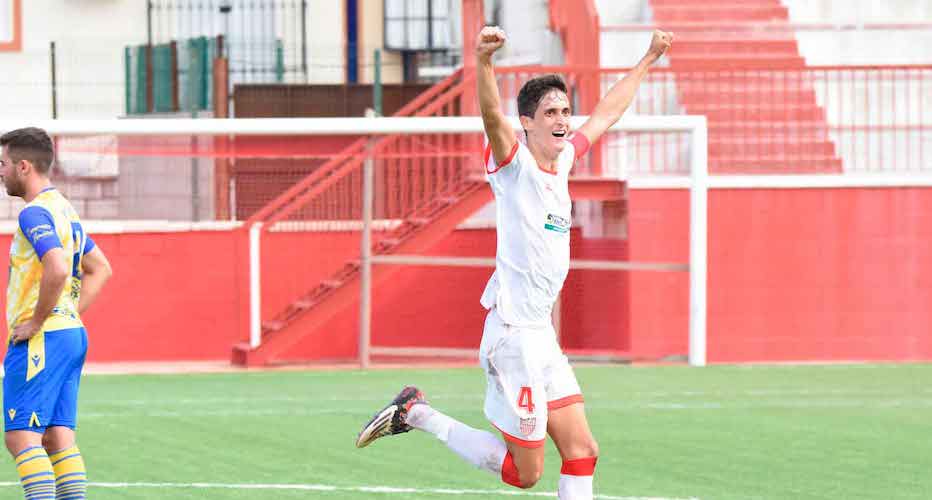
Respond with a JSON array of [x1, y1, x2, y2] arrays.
[[1, 363, 929, 499]]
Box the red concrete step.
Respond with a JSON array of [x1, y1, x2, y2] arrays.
[[686, 105, 826, 122], [651, 0, 783, 5], [680, 88, 818, 106], [653, 5, 789, 22], [711, 156, 842, 173], [676, 74, 819, 84], [711, 132, 835, 147], [670, 55, 806, 70], [709, 122, 834, 137], [670, 30, 797, 42], [669, 39, 799, 56], [709, 139, 837, 157]]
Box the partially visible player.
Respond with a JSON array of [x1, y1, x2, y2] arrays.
[[1, 127, 113, 500], [357, 28, 672, 499]]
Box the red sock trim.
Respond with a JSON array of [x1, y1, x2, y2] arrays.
[[501, 452, 523, 488], [561, 456, 598, 476]]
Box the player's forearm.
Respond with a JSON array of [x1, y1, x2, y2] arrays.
[[477, 59, 504, 125], [31, 269, 69, 326], [78, 270, 111, 314], [590, 54, 655, 125]]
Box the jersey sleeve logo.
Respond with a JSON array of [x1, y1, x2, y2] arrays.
[[26, 224, 55, 245]]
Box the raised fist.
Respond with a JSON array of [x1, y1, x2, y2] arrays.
[[477, 26, 506, 61], [648, 29, 674, 59]]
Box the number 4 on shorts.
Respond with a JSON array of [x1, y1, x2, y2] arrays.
[[518, 386, 535, 413]]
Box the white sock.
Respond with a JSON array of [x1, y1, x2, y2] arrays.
[[406, 403, 455, 441], [407, 404, 507, 474], [558, 473, 594, 499]]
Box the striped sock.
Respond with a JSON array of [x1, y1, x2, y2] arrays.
[[49, 446, 86, 500], [15, 445, 56, 499]]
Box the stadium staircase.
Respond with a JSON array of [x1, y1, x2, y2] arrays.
[[649, 0, 841, 172], [231, 67, 624, 366]]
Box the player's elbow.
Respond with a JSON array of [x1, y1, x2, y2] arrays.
[[46, 261, 70, 287], [85, 251, 114, 281], [95, 259, 114, 281]]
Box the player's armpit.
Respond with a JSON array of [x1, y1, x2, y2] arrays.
[[485, 141, 520, 174]]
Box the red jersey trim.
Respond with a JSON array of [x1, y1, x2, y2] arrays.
[[536, 163, 559, 176], [569, 132, 591, 159], [548, 394, 584, 410], [492, 423, 546, 449], [485, 141, 520, 174]]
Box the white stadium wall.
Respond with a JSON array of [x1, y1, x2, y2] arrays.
[[0, 0, 147, 120]]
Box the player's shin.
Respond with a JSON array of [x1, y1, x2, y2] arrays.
[[49, 445, 86, 499], [558, 456, 598, 500], [406, 405, 508, 475], [14, 445, 55, 500]]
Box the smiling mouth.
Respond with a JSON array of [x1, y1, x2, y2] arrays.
[[552, 130, 567, 138]]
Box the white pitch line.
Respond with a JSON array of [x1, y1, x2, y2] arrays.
[[0, 481, 698, 500]]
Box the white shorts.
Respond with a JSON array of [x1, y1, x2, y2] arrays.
[[479, 307, 583, 448]]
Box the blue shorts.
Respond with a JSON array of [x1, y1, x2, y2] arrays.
[[3, 327, 88, 433]]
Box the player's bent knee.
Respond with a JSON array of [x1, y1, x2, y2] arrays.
[[502, 450, 544, 489], [517, 466, 543, 489], [563, 437, 599, 461]]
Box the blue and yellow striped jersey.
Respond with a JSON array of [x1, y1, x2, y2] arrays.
[[7, 187, 95, 336]]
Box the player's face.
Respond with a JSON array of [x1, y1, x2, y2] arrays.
[[527, 90, 571, 157], [0, 146, 25, 197]]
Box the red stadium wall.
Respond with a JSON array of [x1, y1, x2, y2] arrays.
[[628, 187, 932, 363], [0, 230, 244, 362], [1, 187, 929, 364], [260, 228, 629, 362]]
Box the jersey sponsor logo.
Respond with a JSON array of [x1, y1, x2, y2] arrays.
[[544, 213, 570, 233]]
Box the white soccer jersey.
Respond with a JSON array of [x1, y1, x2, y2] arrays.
[[480, 133, 590, 328]]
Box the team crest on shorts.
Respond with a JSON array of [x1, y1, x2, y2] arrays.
[[519, 417, 537, 436]]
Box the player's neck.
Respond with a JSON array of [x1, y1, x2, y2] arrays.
[[21, 177, 52, 203], [528, 144, 559, 174]]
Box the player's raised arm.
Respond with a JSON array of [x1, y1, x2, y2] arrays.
[[476, 26, 517, 165], [78, 244, 112, 314], [576, 30, 673, 146]]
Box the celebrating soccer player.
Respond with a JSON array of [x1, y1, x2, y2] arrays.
[[357, 27, 672, 499]]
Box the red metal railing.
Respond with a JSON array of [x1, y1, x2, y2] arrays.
[[495, 65, 932, 174]]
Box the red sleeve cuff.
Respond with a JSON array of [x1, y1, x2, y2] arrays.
[[569, 132, 590, 159], [484, 141, 520, 174]]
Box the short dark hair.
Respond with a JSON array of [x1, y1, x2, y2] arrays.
[[517, 74, 569, 118], [0, 127, 54, 174]]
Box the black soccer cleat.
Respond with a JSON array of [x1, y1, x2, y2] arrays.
[[355, 385, 427, 448]]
